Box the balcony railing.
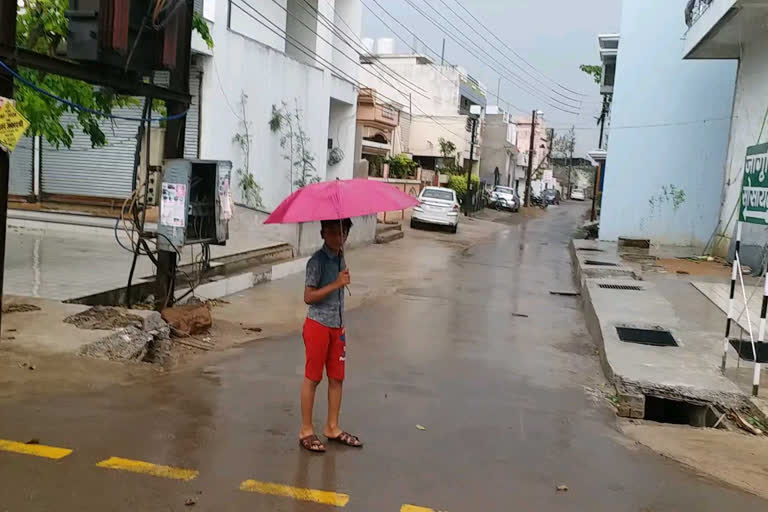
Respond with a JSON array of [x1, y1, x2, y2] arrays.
[[685, 0, 714, 28]]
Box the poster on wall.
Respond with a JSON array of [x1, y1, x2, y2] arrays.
[[161, 183, 187, 228]]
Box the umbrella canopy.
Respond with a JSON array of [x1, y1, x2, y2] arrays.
[[264, 179, 420, 224]]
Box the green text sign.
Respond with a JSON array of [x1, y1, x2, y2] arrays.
[[740, 143, 768, 225]]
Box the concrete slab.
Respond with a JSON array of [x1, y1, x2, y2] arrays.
[[1, 297, 109, 354], [571, 239, 639, 285], [582, 277, 747, 410]]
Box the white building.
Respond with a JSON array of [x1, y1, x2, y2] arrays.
[[683, 0, 768, 266], [512, 113, 550, 198], [359, 52, 486, 175], [479, 106, 517, 187], [9, 0, 367, 253]]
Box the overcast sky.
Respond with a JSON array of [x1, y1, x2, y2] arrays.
[[361, 0, 622, 157]]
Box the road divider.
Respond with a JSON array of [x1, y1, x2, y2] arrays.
[[0, 439, 72, 460], [96, 456, 198, 481], [240, 479, 350, 507]]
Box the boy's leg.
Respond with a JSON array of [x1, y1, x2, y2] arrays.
[[325, 377, 343, 438], [324, 327, 361, 446], [301, 320, 330, 443], [300, 378, 319, 439]]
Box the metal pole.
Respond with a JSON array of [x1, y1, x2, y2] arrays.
[[157, 0, 193, 309], [440, 38, 445, 65], [464, 117, 477, 216], [598, 96, 607, 148], [754, 274, 767, 396], [496, 78, 501, 105], [590, 163, 600, 222], [524, 110, 536, 207], [0, 0, 17, 334], [723, 221, 742, 372]]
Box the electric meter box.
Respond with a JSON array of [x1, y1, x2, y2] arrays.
[[157, 159, 232, 252]]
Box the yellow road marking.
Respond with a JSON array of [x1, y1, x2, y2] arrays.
[[0, 439, 72, 460], [401, 505, 446, 512], [240, 479, 350, 507], [96, 456, 198, 481]]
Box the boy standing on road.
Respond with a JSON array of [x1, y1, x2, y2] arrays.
[[299, 219, 363, 453]]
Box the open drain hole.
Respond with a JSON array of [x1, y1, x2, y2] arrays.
[[616, 326, 678, 347], [578, 247, 604, 252], [599, 284, 643, 291], [729, 339, 768, 363], [585, 260, 619, 266], [644, 396, 719, 427]]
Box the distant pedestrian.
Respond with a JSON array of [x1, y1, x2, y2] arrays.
[[299, 218, 362, 452]]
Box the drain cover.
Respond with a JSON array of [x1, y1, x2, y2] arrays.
[[729, 339, 768, 363], [585, 260, 619, 266], [616, 327, 677, 347], [598, 284, 643, 291]]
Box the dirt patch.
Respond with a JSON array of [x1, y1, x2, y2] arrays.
[[65, 306, 144, 330], [2, 303, 41, 314], [656, 258, 732, 278], [621, 421, 768, 499]]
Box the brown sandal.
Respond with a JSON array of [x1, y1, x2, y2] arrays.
[[327, 431, 363, 447], [299, 434, 326, 452]]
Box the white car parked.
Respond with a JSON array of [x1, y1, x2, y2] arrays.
[[489, 186, 520, 212], [571, 189, 586, 201], [411, 187, 460, 233]]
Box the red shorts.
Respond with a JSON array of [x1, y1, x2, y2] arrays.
[[303, 318, 346, 382]]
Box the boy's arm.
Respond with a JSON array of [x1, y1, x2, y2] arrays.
[[304, 257, 350, 304], [304, 272, 348, 304]]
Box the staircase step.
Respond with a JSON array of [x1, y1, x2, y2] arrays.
[[375, 230, 405, 244], [376, 223, 402, 235]]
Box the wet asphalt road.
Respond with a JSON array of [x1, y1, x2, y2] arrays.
[[1, 203, 766, 511]]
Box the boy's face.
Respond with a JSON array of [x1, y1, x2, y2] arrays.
[[322, 223, 344, 252]]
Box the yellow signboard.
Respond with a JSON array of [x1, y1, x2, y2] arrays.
[[0, 101, 30, 152]]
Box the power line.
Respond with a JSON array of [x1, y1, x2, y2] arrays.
[[418, 0, 583, 106], [259, 0, 432, 103], [230, 0, 470, 144], [447, 0, 588, 98], [397, 0, 581, 115], [362, 0, 527, 114], [305, 0, 429, 99], [434, 0, 585, 104]]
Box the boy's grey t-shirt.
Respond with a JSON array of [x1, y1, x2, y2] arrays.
[[305, 245, 346, 328]]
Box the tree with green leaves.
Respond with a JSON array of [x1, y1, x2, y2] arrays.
[[554, 126, 576, 197], [579, 64, 602, 85], [15, 0, 214, 149], [437, 137, 461, 174]]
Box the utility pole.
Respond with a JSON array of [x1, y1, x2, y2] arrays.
[[496, 78, 501, 105], [158, 0, 194, 308], [0, 0, 17, 333], [524, 110, 537, 207], [440, 38, 445, 65], [464, 116, 477, 216]]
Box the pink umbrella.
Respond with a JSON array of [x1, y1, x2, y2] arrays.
[[264, 178, 419, 224]]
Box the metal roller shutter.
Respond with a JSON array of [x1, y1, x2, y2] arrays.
[[9, 136, 33, 196], [40, 70, 201, 200], [41, 104, 145, 199], [185, 70, 201, 160]]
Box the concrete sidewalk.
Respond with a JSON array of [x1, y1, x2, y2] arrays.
[[572, 239, 759, 417], [0, 216, 503, 364]]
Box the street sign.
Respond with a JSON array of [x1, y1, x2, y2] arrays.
[[740, 143, 768, 225], [0, 100, 29, 152]]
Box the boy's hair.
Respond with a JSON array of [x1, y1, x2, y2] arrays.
[[321, 218, 353, 234]]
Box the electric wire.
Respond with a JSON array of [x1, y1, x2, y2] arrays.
[[0, 59, 188, 122]]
